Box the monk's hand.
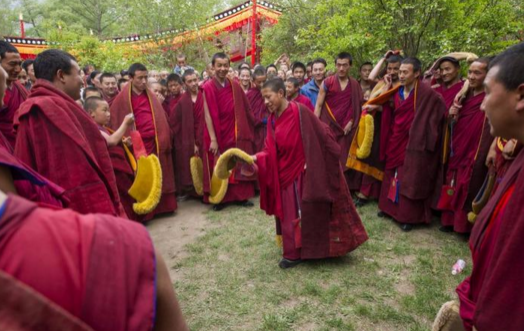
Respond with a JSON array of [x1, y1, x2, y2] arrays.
[[251, 155, 257, 163], [384, 50, 394, 59], [383, 74, 393, 89], [124, 113, 135, 126], [194, 144, 199, 155], [363, 104, 381, 113], [123, 136, 132, 147], [486, 147, 496, 167], [502, 139, 517, 160], [449, 104, 461, 119], [210, 140, 219, 155]]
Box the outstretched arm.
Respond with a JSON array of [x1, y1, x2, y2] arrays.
[[105, 114, 134, 147]]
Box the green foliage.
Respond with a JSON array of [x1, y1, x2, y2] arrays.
[[261, 0, 524, 68]]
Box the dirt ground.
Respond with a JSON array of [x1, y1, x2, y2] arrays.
[[146, 199, 210, 281]]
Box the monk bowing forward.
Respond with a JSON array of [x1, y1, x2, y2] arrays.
[[253, 79, 368, 269]]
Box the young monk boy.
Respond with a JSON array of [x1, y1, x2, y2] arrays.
[[84, 96, 144, 221], [251, 78, 368, 269], [285, 77, 314, 111]]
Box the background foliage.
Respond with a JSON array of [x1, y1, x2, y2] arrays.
[[2, 0, 523, 71]]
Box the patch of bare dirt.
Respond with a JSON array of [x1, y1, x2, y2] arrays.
[[146, 199, 210, 281]]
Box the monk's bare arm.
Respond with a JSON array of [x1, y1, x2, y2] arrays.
[[314, 84, 326, 118], [105, 114, 134, 147], [203, 95, 218, 154], [369, 55, 388, 82], [154, 248, 189, 331], [0, 165, 16, 194]]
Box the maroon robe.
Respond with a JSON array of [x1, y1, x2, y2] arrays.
[[0, 195, 156, 331], [164, 94, 182, 118], [378, 82, 446, 224], [170, 90, 204, 192], [0, 81, 28, 148], [110, 83, 177, 215], [290, 94, 314, 111], [202, 78, 255, 204], [246, 87, 268, 153], [439, 92, 493, 233], [434, 80, 465, 109], [14, 80, 122, 216], [319, 76, 364, 190], [0, 143, 65, 208], [456, 149, 524, 330], [256, 102, 368, 259], [99, 126, 142, 222], [0, 270, 93, 331]]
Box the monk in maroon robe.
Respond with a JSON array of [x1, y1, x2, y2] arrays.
[[202, 53, 256, 210], [99, 72, 119, 106], [285, 77, 314, 111], [253, 79, 368, 269], [315, 52, 363, 191], [378, 58, 446, 231], [452, 44, 524, 330], [0, 41, 28, 148], [434, 57, 465, 109], [111, 63, 177, 216], [164, 73, 183, 117], [0, 193, 188, 331], [438, 59, 494, 233], [14, 50, 123, 216], [170, 69, 204, 197], [246, 67, 268, 153]]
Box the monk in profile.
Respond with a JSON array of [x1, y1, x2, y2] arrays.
[[246, 67, 268, 153], [14, 49, 123, 216], [252, 78, 368, 269]]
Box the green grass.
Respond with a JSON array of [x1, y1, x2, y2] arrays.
[[173, 200, 471, 330]]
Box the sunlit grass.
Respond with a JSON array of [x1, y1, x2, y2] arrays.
[[174, 200, 471, 330]]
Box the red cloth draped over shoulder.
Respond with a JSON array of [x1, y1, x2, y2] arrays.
[[246, 87, 268, 152], [0, 144, 66, 208], [380, 81, 447, 200], [448, 92, 493, 209], [102, 91, 119, 107], [201, 78, 255, 201], [170, 91, 204, 190], [0, 81, 28, 148], [457, 150, 524, 331], [110, 83, 177, 214], [165, 94, 182, 118], [319, 76, 363, 167], [13, 79, 121, 216], [256, 102, 368, 258], [434, 80, 465, 109], [0, 195, 156, 331], [0, 270, 94, 331], [293, 94, 314, 111]]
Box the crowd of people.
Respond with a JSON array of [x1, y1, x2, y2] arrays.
[[0, 37, 523, 330]]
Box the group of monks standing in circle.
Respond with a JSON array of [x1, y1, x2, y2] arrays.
[[0, 37, 524, 331]]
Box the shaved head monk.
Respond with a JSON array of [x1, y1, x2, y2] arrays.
[[202, 52, 256, 211], [246, 67, 268, 153], [170, 69, 204, 199], [435, 56, 464, 108], [314, 52, 364, 191], [99, 72, 119, 106], [437, 58, 494, 234], [239, 67, 252, 93], [110, 63, 177, 216], [14, 49, 124, 216], [0, 41, 28, 148], [450, 41, 524, 331], [291, 61, 307, 87], [377, 57, 447, 231], [165, 73, 183, 117], [252, 78, 368, 268], [0, 189, 189, 331], [286, 77, 314, 111]]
